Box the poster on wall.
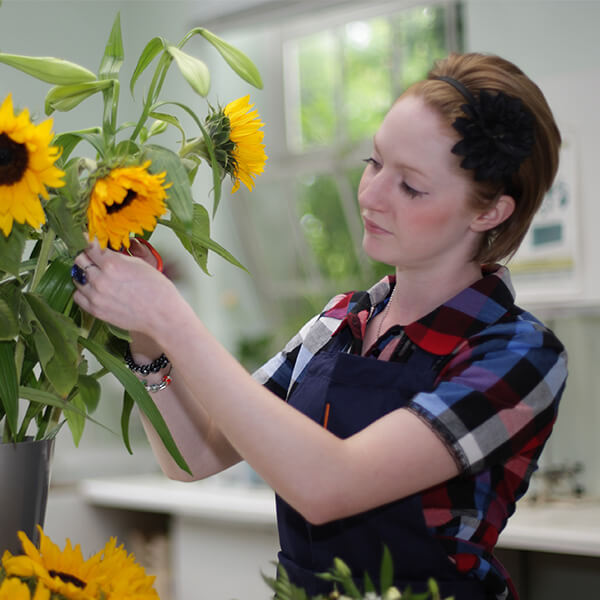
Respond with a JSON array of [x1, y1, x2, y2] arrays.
[[509, 134, 580, 304]]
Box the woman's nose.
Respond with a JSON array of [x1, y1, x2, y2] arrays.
[[359, 172, 388, 211]]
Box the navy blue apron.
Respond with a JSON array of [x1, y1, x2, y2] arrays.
[[276, 331, 489, 599]]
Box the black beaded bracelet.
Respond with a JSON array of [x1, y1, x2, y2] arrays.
[[124, 346, 170, 375]]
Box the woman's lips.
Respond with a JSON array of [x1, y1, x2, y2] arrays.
[[362, 216, 391, 235]]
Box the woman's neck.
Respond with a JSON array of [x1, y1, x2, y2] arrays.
[[388, 261, 482, 326]]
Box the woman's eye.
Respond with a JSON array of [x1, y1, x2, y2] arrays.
[[363, 157, 380, 169], [401, 181, 425, 198]]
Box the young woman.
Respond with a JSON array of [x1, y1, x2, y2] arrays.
[[73, 52, 567, 600]]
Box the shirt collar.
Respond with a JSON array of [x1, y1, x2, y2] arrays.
[[332, 265, 517, 355]]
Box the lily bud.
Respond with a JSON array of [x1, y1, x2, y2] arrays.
[[45, 81, 112, 115], [167, 46, 210, 97], [197, 28, 263, 89], [0, 53, 96, 85]]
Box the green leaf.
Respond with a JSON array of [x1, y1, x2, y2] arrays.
[[19, 385, 112, 433], [45, 196, 88, 257], [0, 225, 26, 276], [170, 205, 210, 274], [114, 139, 140, 158], [197, 119, 223, 216], [0, 52, 96, 85], [194, 28, 263, 89], [105, 323, 131, 342], [99, 12, 124, 80], [151, 100, 203, 130], [53, 129, 104, 162], [142, 144, 194, 227], [45, 80, 112, 115], [76, 374, 101, 414], [65, 394, 86, 446], [24, 293, 80, 396], [33, 256, 76, 314], [166, 45, 210, 97], [0, 296, 19, 340], [379, 545, 394, 594], [363, 571, 376, 594], [130, 36, 167, 96], [121, 391, 135, 455], [160, 216, 247, 272], [78, 336, 191, 474], [149, 111, 186, 143], [0, 341, 19, 438]]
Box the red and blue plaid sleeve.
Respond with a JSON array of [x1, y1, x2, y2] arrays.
[[407, 315, 567, 475]]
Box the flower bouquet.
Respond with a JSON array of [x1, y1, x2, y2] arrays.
[[265, 549, 452, 600], [0, 527, 160, 600], [0, 12, 267, 472]]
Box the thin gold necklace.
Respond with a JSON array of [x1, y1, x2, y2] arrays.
[[376, 283, 397, 340]]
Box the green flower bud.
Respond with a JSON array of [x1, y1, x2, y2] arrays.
[[197, 28, 263, 89], [45, 81, 112, 115], [167, 46, 210, 97], [0, 53, 96, 85]]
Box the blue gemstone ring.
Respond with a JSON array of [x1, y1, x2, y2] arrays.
[[71, 264, 88, 285]]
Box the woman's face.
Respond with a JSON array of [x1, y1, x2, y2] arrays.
[[358, 94, 483, 272]]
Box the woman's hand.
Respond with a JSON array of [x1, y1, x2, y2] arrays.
[[72, 238, 180, 337]]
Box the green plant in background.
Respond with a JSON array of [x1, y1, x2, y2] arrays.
[[0, 12, 267, 473], [264, 548, 453, 600]]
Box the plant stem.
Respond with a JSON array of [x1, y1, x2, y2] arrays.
[[91, 367, 109, 380], [29, 228, 56, 293], [130, 52, 173, 142], [179, 136, 209, 160]]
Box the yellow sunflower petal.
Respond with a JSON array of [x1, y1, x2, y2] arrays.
[[32, 582, 51, 600], [87, 162, 169, 250], [0, 94, 64, 236], [222, 95, 268, 193], [0, 577, 32, 600]]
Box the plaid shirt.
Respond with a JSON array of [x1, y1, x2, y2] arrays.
[[254, 265, 567, 599]]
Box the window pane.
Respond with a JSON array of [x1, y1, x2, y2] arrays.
[[343, 18, 393, 142], [296, 31, 338, 149], [397, 5, 450, 89], [297, 174, 361, 283]]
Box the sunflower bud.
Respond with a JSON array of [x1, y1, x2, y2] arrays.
[[0, 53, 96, 85]]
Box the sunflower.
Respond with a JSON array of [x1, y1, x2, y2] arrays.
[[93, 538, 159, 600], [0, 93, 65, 236], [2, 528, 105, 600], [204, 95, 267, 193], [0, 578, 50, 600], [87, 160, 170, 250]]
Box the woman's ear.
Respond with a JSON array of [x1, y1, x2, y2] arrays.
[[470, 194, 515, 232]]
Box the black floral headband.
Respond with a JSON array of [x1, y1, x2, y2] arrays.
[[434, 75, 535, 192]]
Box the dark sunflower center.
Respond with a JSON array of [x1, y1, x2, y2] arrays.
[[49, 570, 87, 589], [106, 188, 137, 214], [0, 133, 29, 185]]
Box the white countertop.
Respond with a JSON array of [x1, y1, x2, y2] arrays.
[[79, 474, 600, 556], [79, 473, 277, 527]]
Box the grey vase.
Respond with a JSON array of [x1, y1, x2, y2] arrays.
[[0, 438, 54, 554]]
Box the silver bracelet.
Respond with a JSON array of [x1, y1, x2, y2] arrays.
[[142, 366, 173, 393]]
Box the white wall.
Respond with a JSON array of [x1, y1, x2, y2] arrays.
[[465, 0, 600, 496], [465, 0, 600, 306]]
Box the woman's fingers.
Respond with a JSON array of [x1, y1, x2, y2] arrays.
[[83, 237, 109, 266]]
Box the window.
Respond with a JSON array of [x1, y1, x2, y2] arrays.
[[232, 2, 463, 366]]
